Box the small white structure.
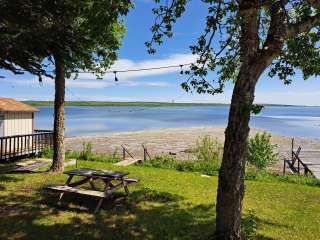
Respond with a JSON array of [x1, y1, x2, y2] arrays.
[[0, 98, 38, 137]]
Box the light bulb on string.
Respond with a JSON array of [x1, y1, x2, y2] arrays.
[[39, 75, 43, 86], [114, 71, 119, 82], [180, 65, 183, 75]]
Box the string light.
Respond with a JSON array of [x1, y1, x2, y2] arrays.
[[102, 62, 193, 74], [101, 62, 193, 82], [105, 62, 192, 82], [16, 62, 193, 74], [6, 62, 194, 83], [113, 71, 118, 82], [180, 65, 183, 75], [39, 75, 43, 86]]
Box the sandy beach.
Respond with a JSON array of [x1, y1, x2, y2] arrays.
[[65, 125, 320, 166]]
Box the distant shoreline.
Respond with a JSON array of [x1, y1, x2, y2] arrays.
[[25, 101, 300, 107]]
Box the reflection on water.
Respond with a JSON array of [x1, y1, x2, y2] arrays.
[[35, 106, 320, 138]]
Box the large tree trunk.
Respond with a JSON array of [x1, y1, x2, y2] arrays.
[[215, 73, 256, 240], [215, 58, 269, 239], [214, 1, 262, 239], [50, 54, 65, 172]]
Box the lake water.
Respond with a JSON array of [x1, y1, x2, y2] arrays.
[[35, 106, 320, 138]]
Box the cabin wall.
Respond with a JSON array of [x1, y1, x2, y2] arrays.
[[3, 112, 33, 136], [0, 113, 4, 137]]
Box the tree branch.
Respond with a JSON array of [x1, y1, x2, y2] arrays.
[[307, 0, 320, 8], [261, 1, 287, 58], [286, 12, 320, 38], [238, 0, 260, 63]]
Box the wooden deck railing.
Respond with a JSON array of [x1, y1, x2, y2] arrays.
[[0, 130, 53, 161], [34, 129, 54, 134]]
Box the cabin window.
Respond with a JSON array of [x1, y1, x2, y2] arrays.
[[0, 115, 4, 137]]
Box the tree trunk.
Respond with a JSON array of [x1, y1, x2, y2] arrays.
[[50, 54, 65, 172], [215, 61, 266, 239]]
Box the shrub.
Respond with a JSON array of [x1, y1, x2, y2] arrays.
[[241, 210, 258, 240], [190, 135, 223, 162], [39, 147, 53, 158], [139, 136, 223, 176], [247, 132, 278, 170], [141, 155, 177, 169], [139, 155, 221, 176], [37, 142, 119, 163], [79, 142, 93, 160], [76, 142, 120, 163]]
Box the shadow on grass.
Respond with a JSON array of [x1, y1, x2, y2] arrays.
[[0, 174, 21, 191], [0, 186, 215, 240], [0, 186, 292, 240]]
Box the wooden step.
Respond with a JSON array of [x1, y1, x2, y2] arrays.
[[10, 161, 49, 172], [313, 171, 320, 179], [114, 158, 142, 166], [124, 178, 139, 184]]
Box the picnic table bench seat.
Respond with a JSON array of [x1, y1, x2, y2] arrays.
[[46, 168, 138, 212], [47, 178, 139, 197], [47, 185, 106, 198]]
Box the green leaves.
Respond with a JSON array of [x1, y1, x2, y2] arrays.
[[148, 0, 320, 96], [269, 30, 320, 84], [147, 0, 240, 95], [146, 0, 188, 55], [247, 132, 278, 170], [250, 104, 264, 115], [0, 0, 133, 78]]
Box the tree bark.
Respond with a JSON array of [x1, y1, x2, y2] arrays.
[[214, 1, 262, 239], [215, 72, 255, 240], [50, 54, 65, 172], [215, 56, 270, 239]]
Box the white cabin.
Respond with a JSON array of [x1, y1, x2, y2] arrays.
[[0, 98, 38, 137]]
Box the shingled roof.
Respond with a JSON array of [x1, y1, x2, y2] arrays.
[[0, 98, 39, 112]]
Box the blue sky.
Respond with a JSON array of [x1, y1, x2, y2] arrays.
[[0, 0, 319, 106]]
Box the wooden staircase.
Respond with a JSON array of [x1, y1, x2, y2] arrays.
[[283, 139, 320, 179], [114, 145, 142, 166]]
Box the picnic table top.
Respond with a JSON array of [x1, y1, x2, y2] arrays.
[[64, 168, 129, 178]]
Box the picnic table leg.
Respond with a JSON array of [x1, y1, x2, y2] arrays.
[[89, 178, 97, 190], [57, 192, 64, 205], [122, 178, 129, 195], [95, 198, 104, 213], [58, 175, 73, 205], [94, 182, 111, 213]]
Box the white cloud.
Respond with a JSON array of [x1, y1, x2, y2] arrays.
[[144, 81, 172, 87], [12, 76, 173, 89], [64, 79, 173, 89], [255, 90, 320, 106]]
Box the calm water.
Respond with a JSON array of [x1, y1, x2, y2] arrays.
[[35, 106, 320, 138]]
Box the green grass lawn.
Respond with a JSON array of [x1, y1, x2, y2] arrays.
[[0, 161, 319, 240]]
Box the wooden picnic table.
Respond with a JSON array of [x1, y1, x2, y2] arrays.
[[47, 168, 138, 212]]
